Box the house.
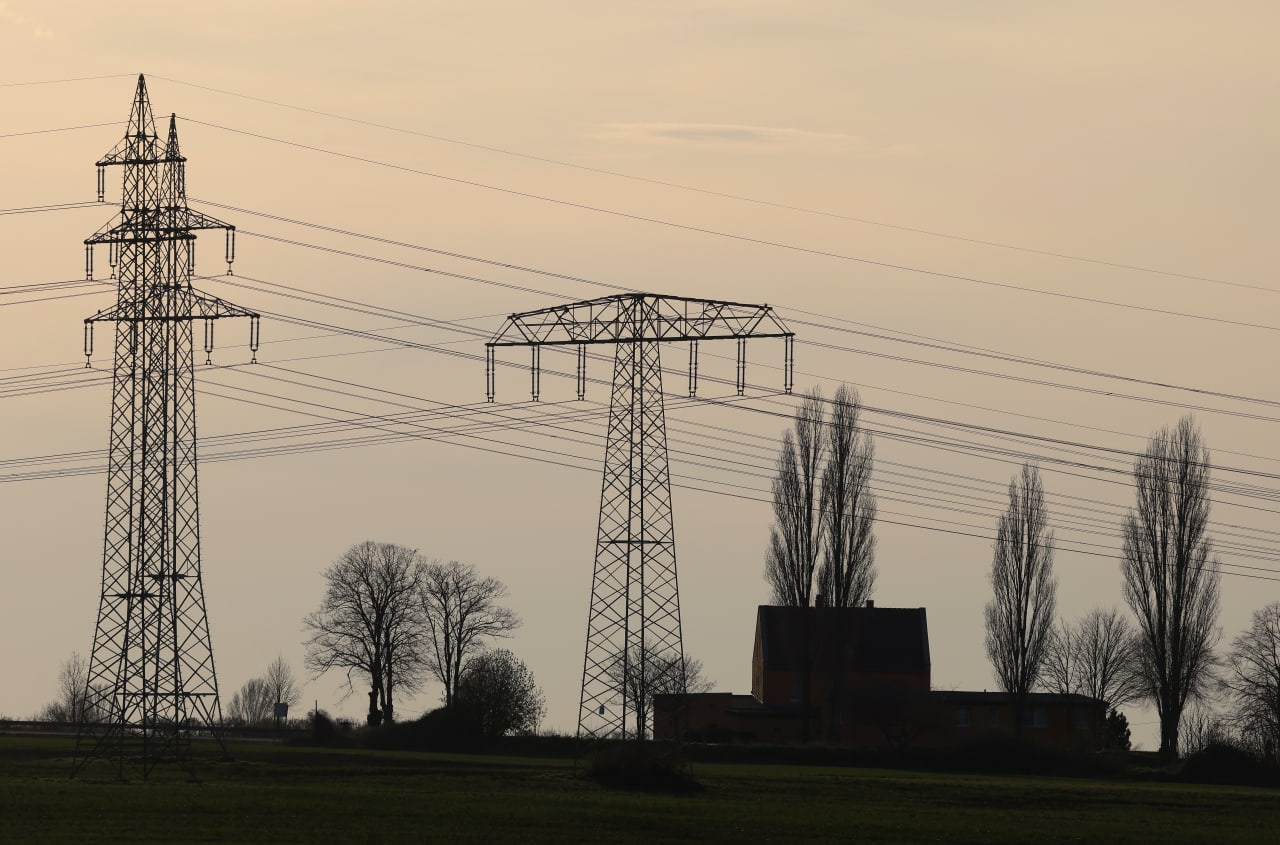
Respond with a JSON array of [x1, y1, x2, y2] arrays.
[[653, 603, 1106, 750]]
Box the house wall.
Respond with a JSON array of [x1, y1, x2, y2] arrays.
[[929, 699, 1106, 750], [750, 619, 931, 707], [653, 695, 813, 744], [754, 666, 931, 708], [657, 692, 1106, 751]]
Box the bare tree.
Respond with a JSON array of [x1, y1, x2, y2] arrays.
[[1179, 701, 1229, 756], [226, 677, 273, 726], [764, 385, 876, 607], [304, 541, 427, 725], [226, 656, 301, 727], [455, 649, 546, 738], [262, 654, 301, 713], [609, 648, 713, 739], [1075, 607, 1145, 707], [1042, 608, 1145, 708], [419, 560, 520, 709], [985, 463, 1057, 729], [817, 384, 878, 608], [765, 389, 825, 607], [1122, 417, 1221, 759], [37, 652, 90, 723], [1220, 602, 1280, 760], [1041, 620, 1078, 695]]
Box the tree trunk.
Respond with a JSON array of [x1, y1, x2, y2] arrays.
[[1159, 700, 1180, 760]]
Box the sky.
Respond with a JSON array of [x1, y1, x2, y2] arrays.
[[1, 2, 1277, 749]]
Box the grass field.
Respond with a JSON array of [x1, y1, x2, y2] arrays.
[[1, 735, 1277, 844]]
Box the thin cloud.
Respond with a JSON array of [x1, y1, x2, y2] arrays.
[[592, 121, 857, 151], [0, 2, 54, 39]]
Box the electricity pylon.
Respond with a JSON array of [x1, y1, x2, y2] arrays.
[[487, 294, 793, 739], [74, 75, 259, 779]]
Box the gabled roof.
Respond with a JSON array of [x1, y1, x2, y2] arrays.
[[755, 605, 931, 674]]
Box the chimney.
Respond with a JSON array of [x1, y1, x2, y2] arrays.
[[865, 599, 874, 608]]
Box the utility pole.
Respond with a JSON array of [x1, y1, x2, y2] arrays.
[[487, 293, 793, 739], [74, 75, 259, 779]]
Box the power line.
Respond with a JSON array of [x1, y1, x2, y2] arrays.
[[148, 74, 1277, 297], [181, 119, 1280, 335], [0, 201, 102, 216], [0, 73, 131, 88], [11, 194, 1275, 442], [12, 303, 1280, 560], [196, 203, 1280, 426], [0, 122, 117, 139], [11, 256, 1278, 511], [786, 315, 1280, 412], [189, 267, 1280, 494], [8, 326, 1278, 578]]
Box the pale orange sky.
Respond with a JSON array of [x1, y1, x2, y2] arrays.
[[2, 2, 1277, 747]]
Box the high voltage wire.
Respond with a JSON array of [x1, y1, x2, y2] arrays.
[[195, 199, 634, 295], [191, 199, 1280, 452], [10, 259, 1279, 506], [135, 373, 1280, 578], [199, 267, 1280, 486], [7, 335, 1278, 578], [0, 73, 132, 88], [194, 203, 1280, 426], [17, 309, 1280, 555], [4, 108, 1276, 317], [9, 259, 1280, 520], [0, 278, 105, 294], [0, 201, 102, 216], [5, 115, 1274, 578], [0, 123, 116, 139], [140, 74, 1277, 298], [179, 117, 1280, 336], [12, 361, 1274, 581], [786, 316, 1280, 412], [805, 339, 1280, 427], [661, 410, 1280, 543], [705, 344, 1280, 470], [52, 330, 1280, 560], [202, 371, 1280, 581], [8, 199, 1278, 436], [238, 230, 580, 299]]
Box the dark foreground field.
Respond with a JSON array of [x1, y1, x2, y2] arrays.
[[1, 735, 1277, 844]]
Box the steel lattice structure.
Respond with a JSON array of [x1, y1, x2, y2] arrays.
[[487, 294, 793, 739], [74, 76, 259, 779]]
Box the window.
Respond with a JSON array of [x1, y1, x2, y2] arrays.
[[1023, 708, 1049, 729], [1074, 709, 1089, 731], [989, 708, 1000, 728], [956, 706, 970, 728]]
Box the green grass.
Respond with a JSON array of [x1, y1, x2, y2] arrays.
[[1, 735, 1277, 844]]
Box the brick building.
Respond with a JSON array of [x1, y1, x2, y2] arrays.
[[654, 604, 1106, 749]]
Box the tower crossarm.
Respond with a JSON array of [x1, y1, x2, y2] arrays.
[[86, 208, 235, 246], [486, 292, 793, 347], [485, 293, 794, 401], [85, 289, 259, 324]]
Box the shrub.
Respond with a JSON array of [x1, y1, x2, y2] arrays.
[[583, 742, 699, 793], [1180, 742, 1280, 787], [366, 706, 481, 752], [306, 710, 356, 746]]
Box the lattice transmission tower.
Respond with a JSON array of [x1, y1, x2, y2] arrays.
[[487, 294, 793, 739], [73, 75, 260, 779]]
